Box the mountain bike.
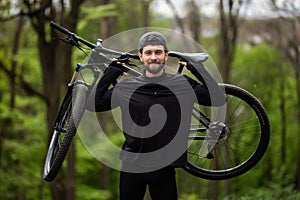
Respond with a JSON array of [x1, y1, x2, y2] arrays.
[[43, 21, 270, 182]]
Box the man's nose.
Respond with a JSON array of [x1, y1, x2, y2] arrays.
[[150, 52, 157, 60]]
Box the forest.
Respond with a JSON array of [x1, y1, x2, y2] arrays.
[[0, 0, 299, 199]]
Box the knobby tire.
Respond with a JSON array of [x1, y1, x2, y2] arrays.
[[43, 84, 87, 182]]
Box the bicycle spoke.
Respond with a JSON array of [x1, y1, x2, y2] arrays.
[[229, 117, 259, 127], [185, 84, 270, 180]]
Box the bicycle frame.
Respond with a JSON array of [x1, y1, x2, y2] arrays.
[[52, 46, 215, 142], [52, 61, 101, 132]]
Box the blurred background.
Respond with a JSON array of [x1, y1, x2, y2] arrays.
[[0, 0, 299, 199]]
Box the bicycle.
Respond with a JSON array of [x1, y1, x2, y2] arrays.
[[43, 21, 270, 182]]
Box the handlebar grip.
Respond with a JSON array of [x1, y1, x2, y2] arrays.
[[50, 21, 96, 49], [50, 21, 72, 36]]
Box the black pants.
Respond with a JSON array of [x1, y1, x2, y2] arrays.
[[119, 167, 178, 200]]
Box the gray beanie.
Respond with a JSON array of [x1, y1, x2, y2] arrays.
[[139, 32, 168, 52]]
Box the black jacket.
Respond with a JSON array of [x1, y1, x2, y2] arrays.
[[89, 65, 225, 168]]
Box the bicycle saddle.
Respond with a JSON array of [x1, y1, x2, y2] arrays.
[[168, 51, 209, 63]]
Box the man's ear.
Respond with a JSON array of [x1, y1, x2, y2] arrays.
[[165, 51, 168, 61], [138, 52, 143, 62]]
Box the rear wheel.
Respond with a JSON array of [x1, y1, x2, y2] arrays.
[[184, 84, 270, 180], [43, 84, 87, 182]]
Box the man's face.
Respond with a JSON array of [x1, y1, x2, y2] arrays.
[[139, 45, 168, 75]]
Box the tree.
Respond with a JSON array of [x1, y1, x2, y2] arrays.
[[0, 0, 85, 199], [186, 0, 201, 41], [263, 0, 300, 190], [30, 1, 85, 199], [165, 0, 185, 33], [207, 1, 250, 199], [218, 0, 249, 83]]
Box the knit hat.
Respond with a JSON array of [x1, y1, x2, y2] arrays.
[[139, 32, 168, 52]]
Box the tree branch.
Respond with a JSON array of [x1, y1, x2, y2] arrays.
[[0, 61, 47, 102], [19, 76, 47, 101], [165, 0, 185, 33]]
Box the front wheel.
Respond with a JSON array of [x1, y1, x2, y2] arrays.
[[43, 84, 87, 182], [183, 84, 270, 180]]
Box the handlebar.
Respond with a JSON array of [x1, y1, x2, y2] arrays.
[[50, 21, 139, 60], [50, 21, 209, 79], [50, 21, 96, 49]]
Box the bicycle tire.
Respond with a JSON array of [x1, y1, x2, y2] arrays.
[[43, 84, 87, 182], [183, 84, 270, 180]]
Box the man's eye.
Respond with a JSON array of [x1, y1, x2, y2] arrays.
[[143, 50, 163, 56], [155, 50, 163, 55]]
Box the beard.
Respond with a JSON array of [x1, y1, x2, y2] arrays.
[[143, 61, 165, 74]]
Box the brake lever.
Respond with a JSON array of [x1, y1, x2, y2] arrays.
[[67, 37, 80, 47], [117, 57, 138, 68], [126, 60, 138, 68], [57, 35, 83, 50]]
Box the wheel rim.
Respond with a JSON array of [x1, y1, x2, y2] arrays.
[[186, 85, 269, 178]]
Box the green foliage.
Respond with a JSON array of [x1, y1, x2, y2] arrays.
[[78, 3, 117, 41], [232, 44, 282, 91], [0, 95, 46, 199], [17, 48, 42, 89], [80, 3, 117, 23], [229, 43, 299, 198], [75, 136, 121, 200], [150, 17, 173, 28], [1, 1, 300, 199], [179, 193, 200, 200], [76, 185, 112, 200], [0, 20, 46, 199], [226, 187, 300, 200]]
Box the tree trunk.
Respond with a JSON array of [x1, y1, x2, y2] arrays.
[[279, 66, 287, 163], [99, 0, 118, 39], [10, 16, 25, 109], [98, 112, 110, 190], [25, 0, 84, 199], [208, 180, 219, 200], [218, 0, 241, 84], [186, 0, 201, 41], [142, 0, 151, 27], [294, 71, 300, 190], [289, 16, 300, 192], [165, 0, 185, 33], [216, 0, 245, 197], [96, 0, 118, 192], [266, 2, 300, 190], [66, 141, 76, 200]]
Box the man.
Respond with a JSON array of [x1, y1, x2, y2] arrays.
[[92, 32, 225, 200]]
